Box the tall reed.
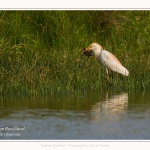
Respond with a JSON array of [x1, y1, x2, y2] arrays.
[[0, 11, 150, 95]]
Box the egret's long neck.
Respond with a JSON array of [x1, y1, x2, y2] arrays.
[[93, 48, 102, 60]]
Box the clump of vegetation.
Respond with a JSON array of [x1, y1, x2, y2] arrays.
[[0, 11, 150, 95]]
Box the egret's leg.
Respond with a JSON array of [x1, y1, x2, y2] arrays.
[[103, 61, 109, 81], [105, 68, 109, 81]]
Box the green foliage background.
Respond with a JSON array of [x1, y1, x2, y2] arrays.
[[0, 11, 150, 95]]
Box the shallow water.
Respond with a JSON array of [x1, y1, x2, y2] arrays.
[[0, 91, 150, 140]]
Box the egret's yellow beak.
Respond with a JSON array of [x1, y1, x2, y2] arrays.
[[81, 45, 93, 58], [84, 45, 91, 52]]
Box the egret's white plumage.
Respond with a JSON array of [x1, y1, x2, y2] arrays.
[[84, 43, 129, 77]]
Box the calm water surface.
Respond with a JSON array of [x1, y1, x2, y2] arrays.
[[0, 91, 150, 140]]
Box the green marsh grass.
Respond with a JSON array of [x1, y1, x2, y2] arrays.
[[0, 11, 150, 95]]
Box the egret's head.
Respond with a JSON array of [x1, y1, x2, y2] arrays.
[[84, 43, 103, 53]]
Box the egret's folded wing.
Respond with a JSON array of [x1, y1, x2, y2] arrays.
[[100, 50, 129, 76]]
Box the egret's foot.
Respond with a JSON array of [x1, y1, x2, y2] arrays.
[[105, 75, 113, 87], [105, 75, 109, 82]]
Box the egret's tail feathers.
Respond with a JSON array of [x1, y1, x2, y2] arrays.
[[123, 69, 129, 77], [120, 68, 129, 77], [114, 65, 129, 77]]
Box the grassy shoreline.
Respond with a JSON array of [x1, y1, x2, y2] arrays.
[[0, 11, 150, 95]]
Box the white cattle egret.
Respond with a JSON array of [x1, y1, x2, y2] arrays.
[[84, 43, 129, 78]]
